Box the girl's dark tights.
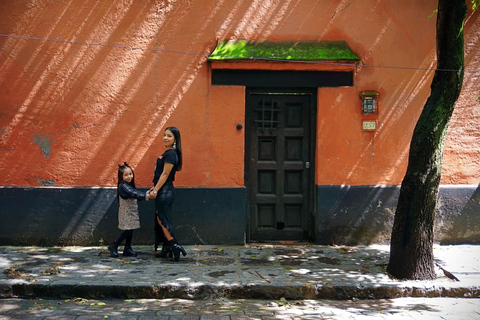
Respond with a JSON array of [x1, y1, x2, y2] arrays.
[[115, 230, 133, 247]]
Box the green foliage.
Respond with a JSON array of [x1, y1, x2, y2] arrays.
[[472, 0, 479, 10], [208, 40, 360, 61], [433, 1, 478, 15], [472, 0, 480, 102]]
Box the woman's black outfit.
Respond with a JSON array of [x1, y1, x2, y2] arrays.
[[153, 149, 186, 261]]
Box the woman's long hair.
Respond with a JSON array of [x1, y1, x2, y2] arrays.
[[117, 162, 135, 203], [166, 126, 182, 171]]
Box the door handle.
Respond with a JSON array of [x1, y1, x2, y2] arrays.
[[305, 162, 310, 169]]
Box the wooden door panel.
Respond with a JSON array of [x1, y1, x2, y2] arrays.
[[247, 92, 313, 241]]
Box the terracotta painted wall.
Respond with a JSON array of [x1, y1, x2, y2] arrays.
[[0, 0, 479, 189]]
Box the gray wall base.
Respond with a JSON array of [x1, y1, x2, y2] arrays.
[[0, 187, 246, 246], [1, 185, 478, 246], [315, 185, 480, 245]]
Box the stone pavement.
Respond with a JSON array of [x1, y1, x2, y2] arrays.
[[1, 297, 480, 319], [0, 244, 479, 301]]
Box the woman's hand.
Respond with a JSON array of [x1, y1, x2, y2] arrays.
[[148, 187, 157, 199]]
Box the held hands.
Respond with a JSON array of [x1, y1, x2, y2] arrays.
[[148, 187, 157, 199]]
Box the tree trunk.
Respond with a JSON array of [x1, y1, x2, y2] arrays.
[[387, 0, 466, 280]]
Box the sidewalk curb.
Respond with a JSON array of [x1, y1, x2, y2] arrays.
[[2, 281, 479, 300], [2, 245, 479, 301]]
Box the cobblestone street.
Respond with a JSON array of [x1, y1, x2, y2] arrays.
[[1, 297, 480, 319]]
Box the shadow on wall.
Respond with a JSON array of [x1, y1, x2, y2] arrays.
[[1, 185, 479, 246], [0, 186, 246, 246], [315, 185, 399, 246], [0, 187, 119, 246], [0, 0, 340, 189], [315, 184, 480, 246], [439, 185, 480, 245], [0, 0, 213, 188]]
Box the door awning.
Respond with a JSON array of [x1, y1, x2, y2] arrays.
[[208, 40, 360, 62]]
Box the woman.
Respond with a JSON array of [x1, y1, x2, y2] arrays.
[[152, 126, 187, 261]]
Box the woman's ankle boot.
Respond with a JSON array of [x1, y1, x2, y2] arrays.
[[123, 246, 137, 257], [156, 242, 173, 258], [169, 239, 187, 261], [108, 242, 118, 258]]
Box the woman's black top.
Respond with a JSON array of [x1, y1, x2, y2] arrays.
[[153, 149, 178, 186]]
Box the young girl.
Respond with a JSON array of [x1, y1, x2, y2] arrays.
[[108, 162, 154, 258]]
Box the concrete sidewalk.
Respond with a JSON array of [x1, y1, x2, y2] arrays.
[[0, 244, 479, 300]]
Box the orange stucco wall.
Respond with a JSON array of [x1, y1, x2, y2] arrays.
[[0, 0, 479, 188]]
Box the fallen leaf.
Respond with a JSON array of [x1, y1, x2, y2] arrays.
[[42, 265, 61, 276], [276, 297, 290, 307], [5, 267, 29, 279]]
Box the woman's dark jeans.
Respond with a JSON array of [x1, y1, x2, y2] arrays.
[[154, 183, 175, 249]]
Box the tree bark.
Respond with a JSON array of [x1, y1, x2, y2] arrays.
[[387, 0, 466, 280]]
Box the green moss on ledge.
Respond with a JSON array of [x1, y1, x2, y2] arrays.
[[208, 40, 360, 61]]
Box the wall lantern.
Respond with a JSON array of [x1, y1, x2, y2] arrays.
[[360, 90, 380, 115]]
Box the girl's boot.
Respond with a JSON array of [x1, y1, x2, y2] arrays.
[[123, 246, 137, 257], [156, 242, 173, 258], [108, 242, 119, 258], [169, 239, 187, 261]]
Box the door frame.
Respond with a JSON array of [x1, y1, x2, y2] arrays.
[[245, 87, 317, 243]]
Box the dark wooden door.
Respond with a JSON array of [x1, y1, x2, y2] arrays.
[[246, 90, 315, 241]]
